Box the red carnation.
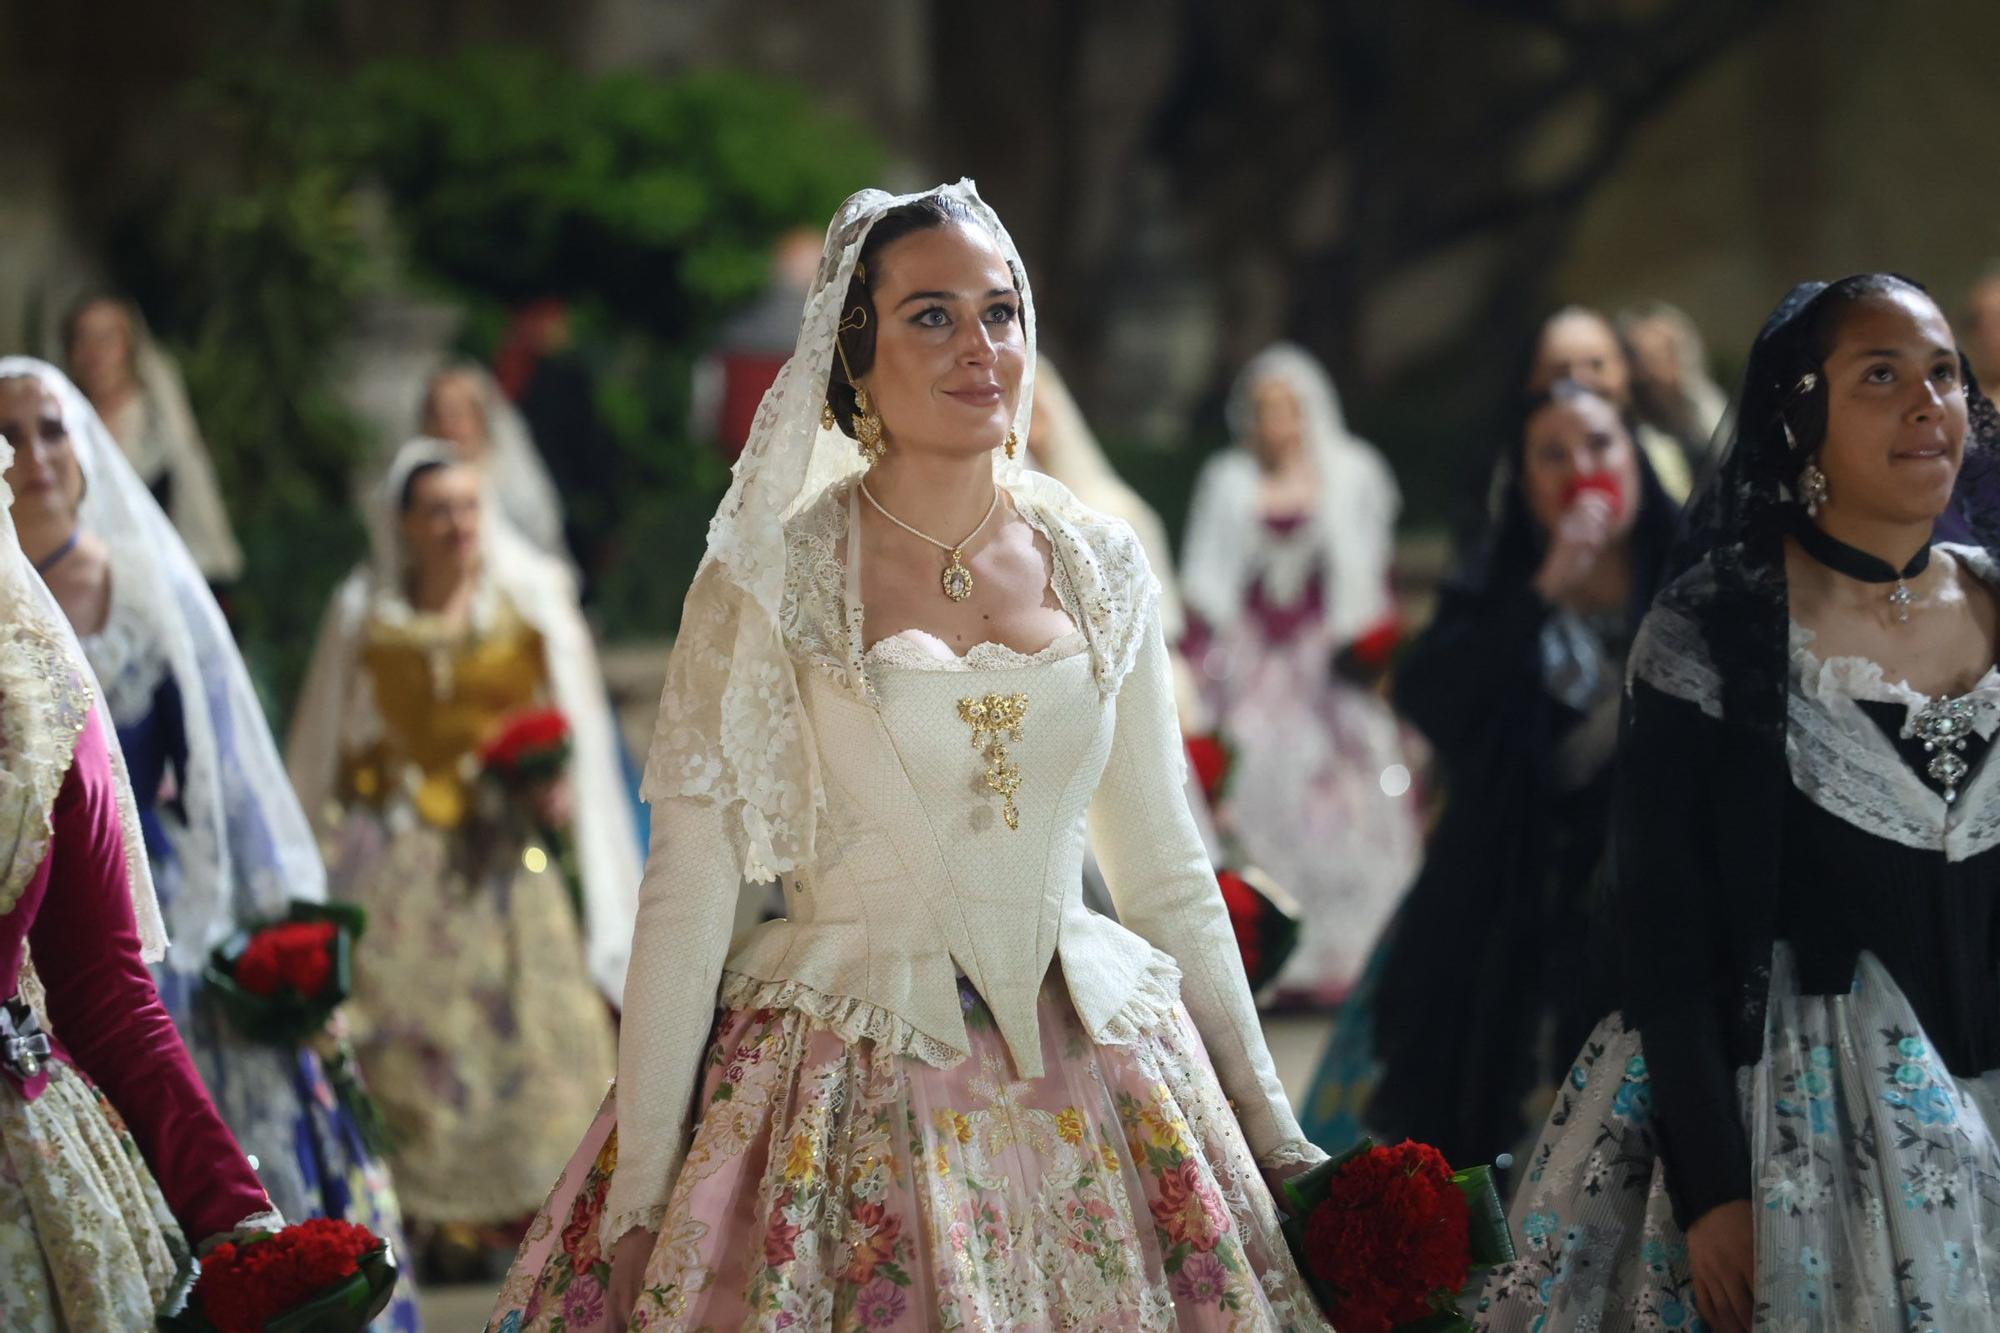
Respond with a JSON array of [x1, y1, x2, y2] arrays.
[[235, 921, 339, 1000], [1302, 1141, 1470, 1333], [193, 1218, 382, 1333], [1347, 617, 1403, 672], [480, 707, 572, 779], [1185, 734, 1233, 805]]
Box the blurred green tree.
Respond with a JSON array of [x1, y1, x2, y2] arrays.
[[119, 51, 882, 715]]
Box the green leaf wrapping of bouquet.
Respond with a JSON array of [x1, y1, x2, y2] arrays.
[[1454, 1165, 1515, 1270]]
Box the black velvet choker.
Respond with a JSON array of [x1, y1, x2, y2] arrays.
[[1790, 510, 1932, 624]]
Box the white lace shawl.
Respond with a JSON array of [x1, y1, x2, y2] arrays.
[[1630, 544, 2000, 860]]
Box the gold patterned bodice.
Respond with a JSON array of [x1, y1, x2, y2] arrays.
[[344, 598, 549, 829]]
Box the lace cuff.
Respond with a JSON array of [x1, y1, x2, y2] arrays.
[[1257, 1139, 1330, 1171]]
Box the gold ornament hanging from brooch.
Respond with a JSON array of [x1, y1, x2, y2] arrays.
[[957, 692, 1029, 830]]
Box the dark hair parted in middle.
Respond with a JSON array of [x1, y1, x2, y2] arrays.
[[822, 194, 1019, 440]]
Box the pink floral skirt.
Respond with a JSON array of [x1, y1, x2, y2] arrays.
[[488, 973, 1328, 1331]]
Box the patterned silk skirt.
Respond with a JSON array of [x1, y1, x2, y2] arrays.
[[488, 973, 1330, 1331], [1478, 946, 2000, 1330], [329, 812, 617, 1228], [0, 1060, 187, 1332]]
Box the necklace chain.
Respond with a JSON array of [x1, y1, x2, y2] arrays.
[[859, 481, 1000, 555]]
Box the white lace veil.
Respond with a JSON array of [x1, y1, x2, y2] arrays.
[[288, 437, 640, 999], [421, 363, 571, 565], [1181, 342, 1399, 646], [0, 370, 166, 960], [0, 359, 316, 974], [641, 180, 1038, 883]]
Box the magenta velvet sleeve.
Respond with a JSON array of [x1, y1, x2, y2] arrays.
[[29, 709, 272, 1243]]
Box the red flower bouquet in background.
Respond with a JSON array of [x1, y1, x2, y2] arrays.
[[1346, 615, 1404, 673], [1278, 1139, 1514, 1332], [205, 903, 362, 1045], [1185, 733, 1234, 806], [1216, 865, 1302, 992], [479, 707, 572, 788], [235, 921, 338, 1004], [160, 1217, 400, 1332], [204, 902, 389, 1155]]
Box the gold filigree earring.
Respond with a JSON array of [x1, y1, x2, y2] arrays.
[[1004, 429, 1019, 460], [833, 306, 885, 465]]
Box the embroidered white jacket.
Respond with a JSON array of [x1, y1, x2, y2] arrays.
[[603, 483, 1321, 1241]]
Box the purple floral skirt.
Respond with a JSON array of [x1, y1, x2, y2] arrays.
[[488, 972, 1328, 1330]]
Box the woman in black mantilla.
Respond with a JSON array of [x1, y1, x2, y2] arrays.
[[1481, 275, 2000, 1332], [1299, 378, 1677, 1170]]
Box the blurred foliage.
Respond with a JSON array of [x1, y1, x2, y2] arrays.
[[118, 51, 882, 714]]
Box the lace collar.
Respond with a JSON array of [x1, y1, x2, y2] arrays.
[[782, 477, 1153, 701]]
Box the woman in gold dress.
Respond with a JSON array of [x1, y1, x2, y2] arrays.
[[286, 438, 635, 1273]]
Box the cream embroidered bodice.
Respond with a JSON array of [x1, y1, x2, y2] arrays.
[[604, 482, 1319, 1242]]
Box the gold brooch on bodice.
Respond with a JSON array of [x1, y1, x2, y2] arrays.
[[957, 692, 1029, 830]]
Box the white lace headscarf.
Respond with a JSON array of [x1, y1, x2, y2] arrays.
[[0, 359, 320, 975], [1181, 342, 1399, 647], [420, 363, 571, 565], [288, 437, 640, 999], [0, 375, 165, 959], [642, 180, 1038, 884]]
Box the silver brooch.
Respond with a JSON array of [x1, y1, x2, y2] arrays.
[[1914, 695, 1980, 803]]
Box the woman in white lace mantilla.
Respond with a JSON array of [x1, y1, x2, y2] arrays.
[[288, 438, 633, 1269], [64, 295, 246, 584], [1179, 344, 1421, 1005], [489, 182, 1330, 1332]]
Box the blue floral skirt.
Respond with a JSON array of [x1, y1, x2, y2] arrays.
[[1478, 946, 2000, 1330]]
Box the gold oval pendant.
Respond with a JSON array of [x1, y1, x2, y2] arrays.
[[942, 551, 974, 602]]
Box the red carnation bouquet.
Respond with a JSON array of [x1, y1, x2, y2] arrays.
[[204, 902, 387, 1153], [1216, 865, 1301, 992], [478, 706, 583, 919], [205, 903, 362, 1046], [479, 707, 572, 788], [1278, 1139, 1513, 1332], [159, 1217, 400, 1332]]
